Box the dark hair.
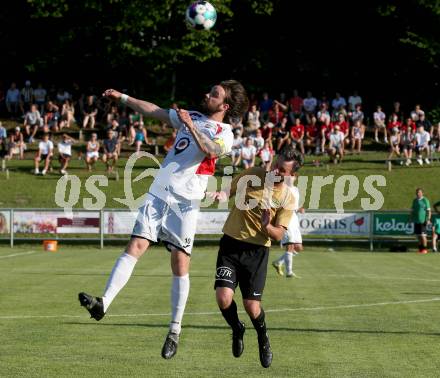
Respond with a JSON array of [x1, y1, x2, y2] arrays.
[[279, 146, 304, 172], [220, 80, 249, 124]]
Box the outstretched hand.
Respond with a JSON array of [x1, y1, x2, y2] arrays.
[[102, 89, 123, 101]]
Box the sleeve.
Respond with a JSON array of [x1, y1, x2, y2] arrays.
[[425, 198, 431, 210], [213, 127, 233, 156], [168, 109, 184, 130], [274, 207, 293, 229]]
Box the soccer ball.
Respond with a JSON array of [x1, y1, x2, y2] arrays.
[[185, 1, 217, 30]]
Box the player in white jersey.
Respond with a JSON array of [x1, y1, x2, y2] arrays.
[[78, 80, 249, 359], [271, 174, 304, 278]]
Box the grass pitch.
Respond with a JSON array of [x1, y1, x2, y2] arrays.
[[1, 244, 440, 377]]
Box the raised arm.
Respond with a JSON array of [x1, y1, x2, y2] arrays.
[[102, 89, 171, 125]]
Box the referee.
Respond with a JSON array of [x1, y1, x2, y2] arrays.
[[212, 148, 302, 368]]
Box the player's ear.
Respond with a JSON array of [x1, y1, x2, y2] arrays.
[[222, 103, 230, 112]]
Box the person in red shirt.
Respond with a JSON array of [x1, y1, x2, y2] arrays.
[[333, 113, 349, 146], [320, 117, 333, 153], [305, 115, 319, 154], [290, 117, 305, 154], [260, 121, 273, 149], [288, 89, 303, 120], [268, 102, 284, 126], [387, 114, 402, 141], [402, 118, 416, 134]]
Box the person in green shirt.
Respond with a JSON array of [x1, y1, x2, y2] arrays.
[[410, 188, 431, 254], [433, 200, 440, 252]]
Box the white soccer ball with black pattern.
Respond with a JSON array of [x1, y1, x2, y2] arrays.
[[185, 1, 217, 30]]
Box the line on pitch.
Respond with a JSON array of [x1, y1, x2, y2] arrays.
[[318, 274, 440, 282], [1, 297, 439, 320], [0, 251, 36, 259]]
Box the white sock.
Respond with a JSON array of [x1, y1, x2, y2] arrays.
[[285, 252, 294, 275], [102, 252, 137, 312], [274, 252, 287, 265], [169, 274, 190, 335]]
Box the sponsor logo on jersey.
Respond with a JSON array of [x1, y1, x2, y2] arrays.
[[174, 137, 190, 155]]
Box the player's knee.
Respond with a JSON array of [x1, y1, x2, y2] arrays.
[[243, 299, 261, 319], [216, 289, 232, 309], [126, 237, 149, 258]]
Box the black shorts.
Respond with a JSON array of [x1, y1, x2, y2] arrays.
[[40, 154, 50, 161], [414, 223, 427, 235], [214, 234, 269, 301]]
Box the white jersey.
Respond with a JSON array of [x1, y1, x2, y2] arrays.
[[149, 109, 233, 200], [282, 185, 302, 245], [58, 141, 72, 155], [38, 140, 54, 155], [415, 131, 430, 147]]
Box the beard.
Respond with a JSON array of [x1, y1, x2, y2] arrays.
[[200, 98, 223, 116]]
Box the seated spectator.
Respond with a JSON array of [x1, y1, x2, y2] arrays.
[[275, 116, 289, 153], [259, 140, 274, 171], [401, 126, 415, 166], [132, 124, 148, 156], [417, 113, 431, 132], [230, 117, 244, 136], [288, 89, 303, 122], [391, 101, 404, 122], [430, 122, 440, 153], [290, 117, 305, 155], [260, 121, 273, 149], [388, 127, 401, 162], [303, 91, 318, 118], [24, 104, 44, 142], [268, 102, 284, 126], [331, 92, 347, 113], [163, 129, 177, 154], [373, 105, 387, 143], [403, 117, 417, 133], [44, 101, 60, 132], [7, 127, 25, 160], [240, 137, 256, 169], [106, 105, 120, 127], [259, 92, 273, 121], [5, 82, 20, 118], [231, 129, 243, 172], [410, 104, 424, 122], [351, 120, 364, 154], [118, 110, 130, 141], [253, 129, 265, 154], [102, 129, 119, 173], [82, 95, 98, 129], [56, 88, 71, 106], [129, 110, 144, 129], [20, 80, 34, 114], [33, 83, 47, 114], [59, 99, 75, 129], [86, 133, 100, 172], [0, 122, 6, 158], [350, 104, 364, 124], [387, 114, 402, 141], [34, 133, 53, 175], [320, 117, 333, 154], [58, 134, 76, 175], [333, 113, 349, 146], [327, 125, 345, 164], [305, 116, 319, 155], [244, 104, 260, 136], [415, 125, 431, 165]]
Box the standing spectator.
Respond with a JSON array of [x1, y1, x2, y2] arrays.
[[348, 90, 362, 111], [102, 129, 119, 173], [351, 120, 364, 154], [82, 95, 98, 129], [327, 125, 345, 164], [430, 122, 440, 153], [331, 92, 347, 113], [0, 122, 6, 158], [388, 127, 401, 162], [244, 104, 260, 136], [24, 104, 43, 142], [58, 134, 76, 175], [44, 101, 60, 132], [259, 92, 273, 121], [401, 125, 415, 166], [59, 99, 75, 129], [275, 116, 289, 152], [410, 104, 425, 122], [34, 133, 53, 175], [231, 129, 243, 172], [240, 137, 256, 169], [409, 188, 431, 254], [432, 200, 440, 252], [33, 83, 47, 114], [20, 80, 34, 114], [303, 91, 318, 117], [86, 133, 100, 172], [258, 140, 274, 171], [305, 115, 319, 155], [6, 82, 20, 118], [290, 117, 305, 155], [373, 105, 387, 143], [288, 89, 303, 120], [415, 125, 431, 165], [7, 127, 25, 160]]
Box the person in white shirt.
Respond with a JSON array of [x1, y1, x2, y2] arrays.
[[58, 134, 76, 175], [86, 133, 100, 172], [388, 127, 401, 162], [373, 105, 387, 143], [303, 91, 317, 115], [348, 91, 362, 111], [33, 83, 47, 114], [415, 125, 431, 165], [78, 80, 249, 360], [259, 140, 273, 171], [327, 125, 345, 164], [331, 92, 347, 112], [34, 133, 54, 175], [24, 104, 43, 142], [241, 137, 257, 169], [253, 129, 265, 153], [231, 129, 243, 171], [411, 104, 425, 122]]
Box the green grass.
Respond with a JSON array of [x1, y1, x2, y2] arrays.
[[1, 151, 440, 210], [1, 244, 440, 377]]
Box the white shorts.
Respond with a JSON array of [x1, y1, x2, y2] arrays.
[[87, 151, 99, 159], [281, 213, 302, 245], [131, 192, 199, 255]]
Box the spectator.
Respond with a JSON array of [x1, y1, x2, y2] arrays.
[[290, 117, 305, 155], [305, 115, 319, 155], [58, 134, 76, 175], [417, 113, 431, 132], [288, 89, 303, 119], [259, 140, 274, 171], [5, 82, 20, 118], [7, 127, 25, 160], [82, 95, 98, 129], [0, 122, 6, 158], [403, 117, 417, 133], [24, 104, 43, 142], [388, 127, 401, 162], [432, 200, 440, 252], [102, 129, 119, 173], [20, 80, 34, 114], [373, 105, 387, 143], [334, 113, 349, 146], [303, 91, 318, 119], [348, 90, 362, 111], [387, 113, 402, 141], [118, 110, 130, 142], [320, 117, 333, 154], [230, 116, 244, 135], [351, 120, 364, 154], [33, 83, 47, 114], [240, 137, 256, 169], [327, 125, 345, 164], [163, 129, 177, 154], [244, 104, 260, 136], [59, 99, 75, 129], [430, 122, 440, 153], [44, 101, 60, 132], [260, 121, 273, 149], [401, 125, 415, 166], [317, 103, 331, 125], [253, 129, 265, 154], [350, 103, 364, 124], [259, 92, 273, 121], [106, 105, 120, 127], [268, 102, 284, 126], [86, 133, 100, 172], [34, 133, 53, 175], [391, 101, 404, 122], [410, 104, 425, 122], [275, 116, 289, 152], [331, 92, 347, 112], [415, 125, 431, 165], [56, 88, 71, 106], [409, 188, 431, 254], [132, 124, 148, 156], [230, 129, 243, 172]]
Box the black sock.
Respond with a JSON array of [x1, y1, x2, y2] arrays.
[[220, 300, 241, 331], [251, 308, 267, 339]]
